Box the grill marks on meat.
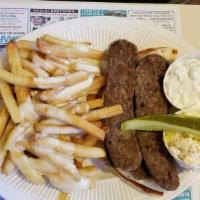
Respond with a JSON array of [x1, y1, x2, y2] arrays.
[[104, 40, 142, 170], [135, 54, 179, 190]]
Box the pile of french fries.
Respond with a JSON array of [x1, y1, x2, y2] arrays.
[[0, 35, 123, 192]]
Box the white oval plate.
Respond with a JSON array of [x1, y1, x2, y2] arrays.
[[0, 16, 198, 200]]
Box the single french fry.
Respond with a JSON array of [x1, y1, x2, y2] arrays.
[[87, 99, 104, 110], [31, 51, 57, 74], [41, 34, 91, 47], [91, 121, 103, 128], [87, 76, 105, 93], [7, 41, 24, 75], [71, 136, 84, 145], [47, 75, 93, 102], [58, 135, 71, 142], [37, 38, 102, 60], [22, 69, 35, 77], [32, 148, 80, 179], [0, 82, 21, 123], [79, 166, 97, 178], [83, 135, 98, 147], [0, 104, 9, 138], [46, 59, 69, 72], [39, 118, 66, 126], [46, 171, 93, 192], [0, 119, 15, 149], [82, 105, 123, 121], [16, 40, 37, 50], [7, 40, 29, 105], [29, 158, 58, 174], [10, 149, 45, 184], [87, 94, 97, 100], [4, 122, 31, 150], [35, 123, 82, 135], [0, 69, 86, 89], [1, 51, 36, 122], [18, 48, 32, 59], [46, 54, 70, 65], [34, 103, 105, 140], [40, 87, 63, 101], [2, 153, 16, 175], [0, 150, 7, 169], [74, 158, 94, 168], [0, 68, 33, 87], [34, 137, 106, 158], [22, 59, 49, 78], [69, 57, 100, 67], [52, 68, 65, 76], [69, 62, 100, 74], [70, 99, 103, 114], [71, 103, 89, 114], [17, 140, 38, 157], [35, 71, 89, 90], [18, 96, 38, 122]]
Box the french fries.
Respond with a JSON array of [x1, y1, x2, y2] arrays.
[[16, 40, 37, 50], [69, 62, 100, 74], [0, 68, 33, 87], [0, 104, 9, 137], [35, 123, 82, 135], [0, 119, 15, 149], [7, 41, 29, 105], [37, 38, 102, 60], [34, 103, 105, 140], [0, 69, 89, 89], [0, 82, 21, 123], [29, 158, 58, 174], [5, 122, 31, 150], [39, 118, 66, 126], [22, 59, 49, 78], [10, 149, 45, 184], [0, 151, 7, 168], [87, 76, 105, 93], [31, 51, 57, 74], [41, 34, 91, 47], [18, 48, 32, 59], [87, 99, 104, 109], [0, 35, 124, 192], [83, 135, 98, 147], [70, 99, 103, 114], [47, 171, 93, 192], [34, 137, 106, 158], [79, 166, 97, 178], [2, 153, 16, 175], [45, 75, 93, 102]]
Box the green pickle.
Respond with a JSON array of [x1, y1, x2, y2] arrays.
[[121, 114, 200, 138]]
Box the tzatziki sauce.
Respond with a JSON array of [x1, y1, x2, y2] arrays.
[[164, 53, 200, 109]]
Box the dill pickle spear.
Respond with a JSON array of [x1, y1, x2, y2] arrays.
[[121, 114, 200, 137]]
